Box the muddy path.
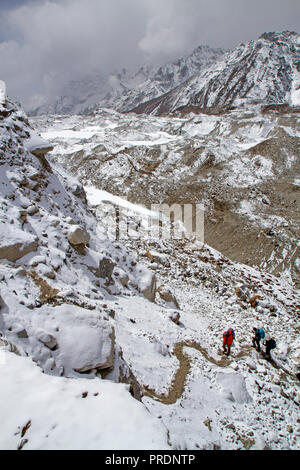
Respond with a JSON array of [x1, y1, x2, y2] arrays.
[[143, 341, 231, 405], [142, 341, 295, 405]]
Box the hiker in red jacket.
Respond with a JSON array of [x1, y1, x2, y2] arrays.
[[223, 328, 235, 356]]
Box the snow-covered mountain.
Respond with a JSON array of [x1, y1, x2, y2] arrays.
[[30, 31, 300, 118], [30, 45, 225, 116], [131, 31, 300, 115]]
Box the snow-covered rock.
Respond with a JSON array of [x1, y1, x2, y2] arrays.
[[51, 305, 115, 373], [158, 285, 180, 309], [25, 132, 53, 157], [37, 330, 57, 350], [114, 267, 129, 287], [96, 257, 116, 280], [136, 267, 157, 302], [169, 311, 180, 325], [0, 226, 38, 262], [67, 225, 90, 246]]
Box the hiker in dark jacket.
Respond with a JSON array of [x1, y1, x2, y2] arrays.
[[264, 336, 276, 359], [252, 328, 261, 351]]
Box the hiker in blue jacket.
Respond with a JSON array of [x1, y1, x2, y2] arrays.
[[252, 327, 265, 352], [252, 328, 264, 351]]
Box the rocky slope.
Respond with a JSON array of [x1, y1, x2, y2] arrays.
[[30, 45, 224, 116], [0, 95, 161, 381], [80, 188, 300, 450], [131, 31, 300, 115]]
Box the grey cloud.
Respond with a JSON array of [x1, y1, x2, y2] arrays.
[[0, 0, 299, 110]]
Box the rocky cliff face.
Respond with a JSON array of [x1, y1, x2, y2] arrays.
[[131, 31, 300, 115], [0, 95, 158, 379]]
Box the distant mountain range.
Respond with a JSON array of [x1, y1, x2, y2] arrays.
[[30, 31, 299, 117], [30, 45, 225, 116]]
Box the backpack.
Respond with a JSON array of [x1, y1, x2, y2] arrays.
[[269, 338, 276, 349], [228, 328, 235, 339], [258, 328, 265, 340]]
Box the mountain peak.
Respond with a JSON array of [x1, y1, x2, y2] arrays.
[[130, 30, 300, 115], [259, 30, 298, 43]]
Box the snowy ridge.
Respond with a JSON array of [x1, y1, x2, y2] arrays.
[[131, 31, 300, 115]]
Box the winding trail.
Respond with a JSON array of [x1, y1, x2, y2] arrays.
[[143, 341, 231, 405], [142, 341, 295, 405]]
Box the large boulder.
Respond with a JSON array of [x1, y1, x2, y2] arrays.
[[97, 257, 115, 280], [67, 225, 90, 246], [25, 132, 53, 157], [158, 286, 180, 309], [137, 267, 157, 302], [70, 328, 115, 373], [30, 145, 54, 158], [28, 305, 116, 375], [87, 255, 116, 280], [54, 305, 115, 373], [148, 251, 170, 267], [0, 226, 38, 262]]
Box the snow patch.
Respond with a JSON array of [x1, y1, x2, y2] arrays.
[[0, 351, 169, 450], [217, 372, 252, 404]]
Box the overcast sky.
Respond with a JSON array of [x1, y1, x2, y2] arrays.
[[0, 0, 299, 110]]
